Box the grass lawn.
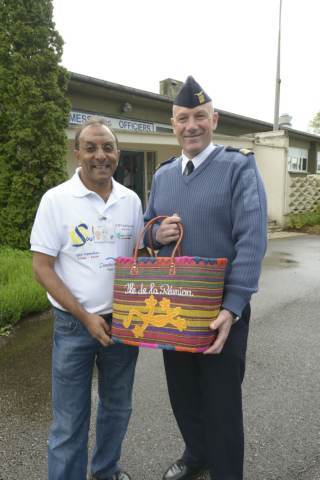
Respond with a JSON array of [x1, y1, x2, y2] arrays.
[[287, 208, 320, 232], [0, 247, 49, 334]]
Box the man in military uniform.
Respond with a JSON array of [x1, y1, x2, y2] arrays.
[[144, 76, 268, 480]]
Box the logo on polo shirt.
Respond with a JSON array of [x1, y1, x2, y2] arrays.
[[115, 224, 133, 240], [70, 223, 93, 247], [70, 222, 115, 247]]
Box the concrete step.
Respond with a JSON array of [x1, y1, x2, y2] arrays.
[[268, 219, 283, 233]]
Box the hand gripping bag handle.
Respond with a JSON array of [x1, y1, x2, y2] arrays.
[[131, 215, 183, 275], [146, 216, 183, 258]]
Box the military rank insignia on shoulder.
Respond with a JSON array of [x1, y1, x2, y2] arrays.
[[225, 146, 253, 156], [156, 156, 176, 170]]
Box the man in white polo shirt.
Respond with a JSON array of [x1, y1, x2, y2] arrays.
[[30, 118, 144, 480]]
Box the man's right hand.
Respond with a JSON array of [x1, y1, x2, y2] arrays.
[[155, 215, 181, 245], [82, 313, 113, 347], [32, 252, 113, 347]]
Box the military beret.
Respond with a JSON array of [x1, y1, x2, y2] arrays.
[[174, 76, 211, 108]]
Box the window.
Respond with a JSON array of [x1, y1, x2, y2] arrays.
[[288, 148, 308, 173]]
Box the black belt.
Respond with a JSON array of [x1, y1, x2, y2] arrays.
[[53, 307, 112, 323], [101, 313, 112, 322]]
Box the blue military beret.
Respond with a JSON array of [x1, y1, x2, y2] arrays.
[[173, 76, 211, 108]]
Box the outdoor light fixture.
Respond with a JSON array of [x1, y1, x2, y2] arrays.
[[121, 102, 132, 113]]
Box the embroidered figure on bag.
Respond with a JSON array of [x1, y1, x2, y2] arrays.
[[124, 295, 187, 338]]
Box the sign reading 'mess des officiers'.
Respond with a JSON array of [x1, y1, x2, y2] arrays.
[[69, 111, 156, 133]]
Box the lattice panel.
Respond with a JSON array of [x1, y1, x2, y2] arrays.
[[288, 175, 320, 214]]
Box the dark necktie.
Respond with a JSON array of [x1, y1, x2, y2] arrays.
[[184, 160, 194, 176]]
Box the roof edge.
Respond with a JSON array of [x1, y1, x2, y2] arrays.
[[70, 72, 173, 104]]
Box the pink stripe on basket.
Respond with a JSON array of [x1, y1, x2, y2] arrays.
[[138, 342, 158, 349], [116, 256, 227, 266]]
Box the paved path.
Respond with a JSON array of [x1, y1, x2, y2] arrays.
[[0, 235, 319, 480]]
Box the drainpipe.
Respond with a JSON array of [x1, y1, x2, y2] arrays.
[[273, 0, 282, 131]]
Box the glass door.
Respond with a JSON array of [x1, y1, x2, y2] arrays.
[[144, 151, 156, 206], [114, 150, 156, 208], [115, 150, 144, 204]]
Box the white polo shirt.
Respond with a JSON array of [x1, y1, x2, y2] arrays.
[[30, 169, 144, 314]]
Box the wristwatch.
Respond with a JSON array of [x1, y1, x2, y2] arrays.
[[225, 309, 241, 324]]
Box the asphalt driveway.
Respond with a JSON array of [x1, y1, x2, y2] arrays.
[[0, 234, 319, 480]]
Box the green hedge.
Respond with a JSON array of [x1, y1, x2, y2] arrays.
[[0, 0, 70, 250], [0, 247, 49, 333]]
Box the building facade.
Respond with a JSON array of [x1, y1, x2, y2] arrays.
[[67, 73, 320, 226]]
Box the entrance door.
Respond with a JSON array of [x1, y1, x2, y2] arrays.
[[114, 150, 156, 208]]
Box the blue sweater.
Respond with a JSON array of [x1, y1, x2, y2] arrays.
[[144, 146, 268, 316]]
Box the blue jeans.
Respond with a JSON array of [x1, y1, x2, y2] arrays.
[[48, 308, 139, 480]]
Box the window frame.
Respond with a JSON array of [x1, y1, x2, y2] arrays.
[[288, 147, 308, 173], [317, 152, 320, 174]]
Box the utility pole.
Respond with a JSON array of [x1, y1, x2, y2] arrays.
[[273, 0, 282, 130]]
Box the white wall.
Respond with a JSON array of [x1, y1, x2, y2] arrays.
[[254, 131, 289, 226]]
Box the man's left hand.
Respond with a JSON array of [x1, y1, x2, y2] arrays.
[[203, 309, 234, 354]]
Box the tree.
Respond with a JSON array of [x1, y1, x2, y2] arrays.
[[309, 112, 320, 135], [0, 0, 70, 249]]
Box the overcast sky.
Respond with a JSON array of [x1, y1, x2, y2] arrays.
[[53, 0, 320, 133]]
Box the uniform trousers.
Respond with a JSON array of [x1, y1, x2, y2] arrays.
[[163, 304, 250, 480]]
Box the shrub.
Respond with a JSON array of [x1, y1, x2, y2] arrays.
[[287, 207, 320, 230], [0, 247, 49, 332], [0, 0, 70, 249]]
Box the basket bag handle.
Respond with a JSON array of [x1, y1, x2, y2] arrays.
[[131, 215, 184, 275]]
